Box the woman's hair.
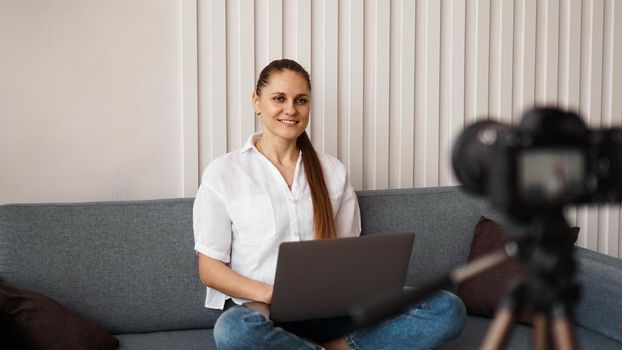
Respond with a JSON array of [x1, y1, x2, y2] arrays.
[[256, 59, 336, 240]]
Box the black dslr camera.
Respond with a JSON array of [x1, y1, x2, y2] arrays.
[[452, 107, 622, 221]]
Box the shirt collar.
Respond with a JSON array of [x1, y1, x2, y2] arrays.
[[240, 132, 263, 154], [240, 132, 304, 158]]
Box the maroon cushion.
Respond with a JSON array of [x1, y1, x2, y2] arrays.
[[0, 283, 118, 350], [457, 217, 579, 325]]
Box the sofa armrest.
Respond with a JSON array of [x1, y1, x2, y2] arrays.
[[573, 247, 622, 342]]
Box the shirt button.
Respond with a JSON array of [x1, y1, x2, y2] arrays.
[[292, 230, 300, 238], [289, 197, 296, 203]]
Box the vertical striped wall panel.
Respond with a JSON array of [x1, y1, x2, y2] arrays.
[[197, 0, 622, 258], [338, 0, 365, 190]]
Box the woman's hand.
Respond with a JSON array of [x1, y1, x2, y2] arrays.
[[198, 253, 274, 304]]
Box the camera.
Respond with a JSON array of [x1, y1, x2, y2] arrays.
[[452, 107, 622, 221]]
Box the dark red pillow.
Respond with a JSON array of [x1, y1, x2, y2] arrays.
[[0, 283, 118, 350], [457, 217, 579, 325]]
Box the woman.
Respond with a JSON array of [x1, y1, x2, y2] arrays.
[[193, 59, 466, 350]]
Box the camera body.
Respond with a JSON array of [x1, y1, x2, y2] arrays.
[[453, 108, 622, 221]]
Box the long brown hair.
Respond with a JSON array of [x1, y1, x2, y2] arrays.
[[256, 59, 337, 239]]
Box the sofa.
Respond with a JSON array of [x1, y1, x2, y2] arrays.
[[1, 186, 621, 349]]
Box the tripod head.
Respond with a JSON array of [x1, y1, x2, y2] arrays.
[[510, 213, 580, 315]]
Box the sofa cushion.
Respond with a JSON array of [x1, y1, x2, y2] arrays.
[[457, 217, 529, 322], [0, 282, 118, 350], [115, 329, 216, 350]]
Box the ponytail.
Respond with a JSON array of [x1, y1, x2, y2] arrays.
[[297, 132, 337, 239]]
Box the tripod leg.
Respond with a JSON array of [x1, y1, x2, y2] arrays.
[[552, 304, 576, 350], [552, 317, 575, 350], [532, 312, 551, 350], [481, 306, 515, 350]]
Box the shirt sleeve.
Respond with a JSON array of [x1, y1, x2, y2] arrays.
[[334, 173, 362, 238], [193, 166, 232, 263]]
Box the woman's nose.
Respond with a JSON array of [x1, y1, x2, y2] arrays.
[[284, 101, 296, 115]]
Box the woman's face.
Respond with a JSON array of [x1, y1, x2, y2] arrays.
[[252, 69, 311, 143]]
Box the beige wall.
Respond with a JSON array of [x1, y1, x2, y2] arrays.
[[0, 0, 186, 203]]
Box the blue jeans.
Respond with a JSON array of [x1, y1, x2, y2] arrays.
[[213, 290, 466, 350]]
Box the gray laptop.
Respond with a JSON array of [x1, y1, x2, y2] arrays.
[[247, 232, 415, 323]]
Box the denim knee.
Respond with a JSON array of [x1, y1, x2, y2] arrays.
[[214, 305, 323, 350], [426, 290, 467, 341], [213, 306, 266, 348], [346, 290, 467, 350]]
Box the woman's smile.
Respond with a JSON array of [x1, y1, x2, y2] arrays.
[[276, 118, 299, 126]]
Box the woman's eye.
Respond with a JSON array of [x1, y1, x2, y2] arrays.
[[296, 98, 308, 105], [273, 96, 285, 102]]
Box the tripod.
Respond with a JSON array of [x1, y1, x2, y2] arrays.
[[351, 213, 580, 350]]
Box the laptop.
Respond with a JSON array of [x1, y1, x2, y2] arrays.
[[246, 232, 415, 323]]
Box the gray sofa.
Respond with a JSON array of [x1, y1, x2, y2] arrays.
[[1, 186, 621, 349]]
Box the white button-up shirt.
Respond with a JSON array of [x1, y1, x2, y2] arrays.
[[193, 133, 361, 309]]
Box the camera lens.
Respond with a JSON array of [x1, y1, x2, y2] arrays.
[[452, 121, 508, 195]]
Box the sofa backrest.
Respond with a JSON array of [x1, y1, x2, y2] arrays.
[[0, 198, 213, 334], [356, 186, 502, 287], [0, 186, 498, 334]]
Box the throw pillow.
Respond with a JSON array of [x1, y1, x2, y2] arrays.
[[0, 283, 119, 350], [457, 216, 579, 325]]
